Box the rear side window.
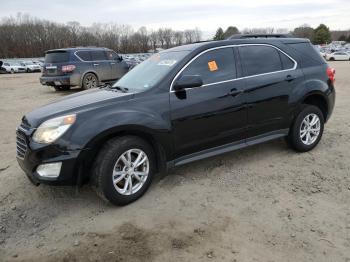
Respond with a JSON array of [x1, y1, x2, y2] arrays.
[[239, 45, 282, 76], [45, 51, 69, 63], [181, 48, 236, 85], [91, 51, 107, 61], [76, 51, 92, 61]]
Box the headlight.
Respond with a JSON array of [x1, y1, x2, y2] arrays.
[[32, 114, 76, 144]]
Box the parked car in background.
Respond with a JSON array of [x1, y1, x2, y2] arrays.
[[17, 36, 335, 205], [0, 61, 7, 74], [1, 62, 26, 73], [325, 51, 350, 61], [40, 47, 129, 91], [20, 61, 42, 73]]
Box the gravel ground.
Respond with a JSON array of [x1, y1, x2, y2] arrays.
[[0, 63, 349, 262]]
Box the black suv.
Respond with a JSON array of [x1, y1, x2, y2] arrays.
[[40, 47, 129, 91], [17, 36, 335, 205]]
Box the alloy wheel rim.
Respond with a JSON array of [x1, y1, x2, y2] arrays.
[[112, 149, 149, 195], [85, 75, 97, 89], [300, 113, 321, 145]]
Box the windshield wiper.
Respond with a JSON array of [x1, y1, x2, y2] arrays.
[[104, 84, 129, 93], [113, 86, 129, 93]]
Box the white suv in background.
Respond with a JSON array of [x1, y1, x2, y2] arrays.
[[20, 61, 42, 72], [1, 62, 26, 73], [325, 51, 350, 61]]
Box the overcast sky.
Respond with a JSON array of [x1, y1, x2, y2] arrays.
[[2, 0, 350, 38]]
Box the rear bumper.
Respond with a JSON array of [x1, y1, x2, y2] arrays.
[[40, 74, 80, 87], [326, 85, 336, 122]]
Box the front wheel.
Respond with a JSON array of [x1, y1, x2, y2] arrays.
[[287, 105, 324, 152], [91, 136, 156, 206]]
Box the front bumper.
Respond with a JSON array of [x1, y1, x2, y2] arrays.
[[16, 127, 83, 185]]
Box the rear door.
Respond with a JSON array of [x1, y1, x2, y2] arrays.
[[170, 47, 246, 159], [238, 44, 303, 138], [91, 50, 111, 81]]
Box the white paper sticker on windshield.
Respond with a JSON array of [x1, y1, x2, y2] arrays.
[[157, 60, 177, 66]]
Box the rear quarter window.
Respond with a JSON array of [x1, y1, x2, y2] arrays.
[[45, 51, 70, 63], [287, 42, 325, 66]]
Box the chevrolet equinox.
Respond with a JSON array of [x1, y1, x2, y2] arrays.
[[16, 36, 336, 205]]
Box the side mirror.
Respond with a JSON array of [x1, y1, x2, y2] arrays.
[[117, 56, 123, 62], [173, 75, 203, 91]]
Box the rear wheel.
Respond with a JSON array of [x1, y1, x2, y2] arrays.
[[82, 73, 98, 90], [91, 136, 156, 206], [287, 105, 324, 152], [10, 69, 14, 74]]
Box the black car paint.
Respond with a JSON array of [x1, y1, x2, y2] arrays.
[[17, 38, 335, 185]]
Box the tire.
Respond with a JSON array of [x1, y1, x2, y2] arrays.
[[91, 136, 156, 206], [82, 73, 98, 90], [287, 105, 324, 152], [26, 69, 30, 73], [54, 86, 70, 91], [10, 69, 14, 74], [330, 57, 335, 61]]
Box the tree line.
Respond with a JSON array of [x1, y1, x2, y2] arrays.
[[0, 13, 202, 58], [214, 24, 350, 45]]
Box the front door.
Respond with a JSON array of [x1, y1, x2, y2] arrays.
[[170, 47, 246, 159]]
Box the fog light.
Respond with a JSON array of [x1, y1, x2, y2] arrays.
[[36, 162, 62, 178]]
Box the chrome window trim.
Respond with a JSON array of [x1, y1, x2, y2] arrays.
[[74, 50, 119, 62], [170, 43, 298, 92]]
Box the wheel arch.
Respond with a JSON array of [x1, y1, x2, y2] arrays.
[[78, 127, 168, 182], [80, 71, 99, 88], [300, 92, 329, 122]]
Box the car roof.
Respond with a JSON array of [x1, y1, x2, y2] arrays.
[[166, 38, 310, 52], [45, 47, 112, 53]]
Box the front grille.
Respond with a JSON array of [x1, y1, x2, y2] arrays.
[[20, 122, 30, 131], [16, 131, 27, 159]]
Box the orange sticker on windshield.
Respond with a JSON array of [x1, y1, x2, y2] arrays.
[[208, 61, 218, 71]]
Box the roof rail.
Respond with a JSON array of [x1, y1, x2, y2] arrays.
[[228, 34, 293, 39]]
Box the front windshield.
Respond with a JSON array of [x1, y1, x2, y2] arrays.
[[113, 51, 190, 92]]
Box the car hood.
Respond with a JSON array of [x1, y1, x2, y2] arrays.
[[24, 88, 134, 127]]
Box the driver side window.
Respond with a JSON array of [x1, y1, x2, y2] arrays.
[[181, 48, 236, 85]]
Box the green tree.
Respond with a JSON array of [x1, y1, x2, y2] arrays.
[[213, 27, 225, 40], [223, 26, 239, 39], [313, 24, 331, 44], [293, 24, 314, 40]]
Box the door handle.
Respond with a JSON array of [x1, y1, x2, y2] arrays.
[[285, 75, 296, 82], [110, 62, 115, 65], [93, 63, 99, 66], [228, 88, 243, 97]]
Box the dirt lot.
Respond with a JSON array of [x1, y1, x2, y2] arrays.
[[0, 63, 349, 262]]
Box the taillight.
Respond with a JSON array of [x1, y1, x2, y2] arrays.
[[62, 65, 76, 73], [326, 67, 335, 84]]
